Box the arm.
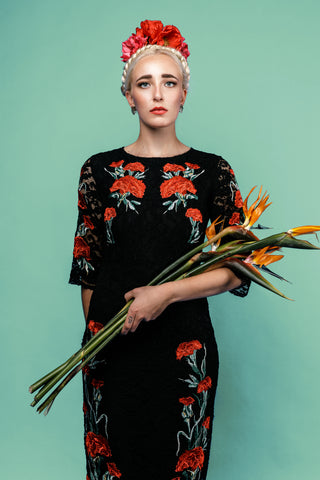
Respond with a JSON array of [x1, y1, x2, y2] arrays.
[[81, 286, 93, 321], [121, 267, 241, 335]]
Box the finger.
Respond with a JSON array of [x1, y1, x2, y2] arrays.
[[121, 313, 135, 335], [131, 317, 145, 333], [124, 290, 135, 302]]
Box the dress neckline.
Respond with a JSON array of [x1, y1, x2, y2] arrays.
[[121, 146, 193, 161]]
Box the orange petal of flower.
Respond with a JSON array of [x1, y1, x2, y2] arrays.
[[205, 217, 223, 240], [242, 186, 271, 229], [287, 226, 320, 236]]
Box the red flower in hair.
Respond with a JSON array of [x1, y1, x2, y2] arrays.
[[160, 177, 196, 198], [175, 446, 205, 472], [104, 207, 117, 222], [121, 20, 190, 62], [229, 211, 241, 225], [73, 236, 91, 261], [123, 162, 145, 172], [107, 462, 122, 478], [176, 340, 202, 360], [234, 190, 243, 208], [197, 376, 212, 393], [85, 432, 112, 458], [83, 215, 94, 229], [88, 320, 104, 335], [163, 163, 185, 172], [202, 416, 210, 429], [136, 20, 164, 41], [110, 176, 146, 198], [179, 396, 195, 406], [157, 25, 184, 49], [185, 208, 203, 223], [91, 378, 104, 389]]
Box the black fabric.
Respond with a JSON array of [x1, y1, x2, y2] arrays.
[[69, 147, 249, 480]]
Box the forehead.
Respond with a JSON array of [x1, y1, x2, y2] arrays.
[[131, 53, 182, 80]]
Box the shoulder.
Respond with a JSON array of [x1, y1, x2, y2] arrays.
[[190, 148, 232, 172], [81, 147, 124, 172]]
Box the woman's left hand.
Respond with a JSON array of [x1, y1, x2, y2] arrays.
[[121, 284, 172, 335]]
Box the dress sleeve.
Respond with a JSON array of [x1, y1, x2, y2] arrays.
[[210, 157, 250, 298], [69, 158, 105, 289]]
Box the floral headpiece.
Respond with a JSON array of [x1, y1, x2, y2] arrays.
[[121, 20, 190, 63]]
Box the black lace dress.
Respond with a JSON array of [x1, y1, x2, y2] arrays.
[[69, 147, 248, 480]]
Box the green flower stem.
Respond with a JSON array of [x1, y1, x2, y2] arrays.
[[31, 312, 127, 407], [29, 300, 132, 395], [37, 324, 123, 415]]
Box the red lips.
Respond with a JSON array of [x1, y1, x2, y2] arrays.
[[150, 107, 168, 114]]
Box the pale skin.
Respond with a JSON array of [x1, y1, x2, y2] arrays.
[[81, 53, 242, 332]]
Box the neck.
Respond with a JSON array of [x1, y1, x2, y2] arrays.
[[126, 123, 188, 158]]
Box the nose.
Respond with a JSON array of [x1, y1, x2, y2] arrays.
[[153, 82, 163, 101]]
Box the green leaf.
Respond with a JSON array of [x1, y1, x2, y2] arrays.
[[223, 258, 292, 300]]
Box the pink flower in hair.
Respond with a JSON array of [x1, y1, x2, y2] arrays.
[[121, 34, 147, 62], [180, 41, 190, 60]]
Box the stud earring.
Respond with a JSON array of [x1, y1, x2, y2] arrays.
[[179, 105, 184, 113], [131, 106, 136, 115]]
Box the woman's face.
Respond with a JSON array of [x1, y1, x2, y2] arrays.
[[125, 54, 187, 129]]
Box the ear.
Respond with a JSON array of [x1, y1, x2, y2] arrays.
[[180, 88, 187, 106], [125, 90, 135, 108]]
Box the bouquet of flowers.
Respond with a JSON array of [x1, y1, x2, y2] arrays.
[[29, 187, 320, 414]]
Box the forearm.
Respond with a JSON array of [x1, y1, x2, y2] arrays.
[[81, 286, 94, 321], [164, 267, 242, 305]]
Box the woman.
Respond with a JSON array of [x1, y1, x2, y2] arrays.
[[69, 20, 249, 480]]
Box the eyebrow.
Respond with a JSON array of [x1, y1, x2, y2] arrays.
[[136, 74, 179, 82]]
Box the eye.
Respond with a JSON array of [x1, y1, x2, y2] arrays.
[[165, 81, 177, 87], [137, 82, 150, 88]]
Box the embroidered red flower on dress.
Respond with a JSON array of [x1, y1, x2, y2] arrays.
[[185, 162, 200, 170], [88, 320, 104, 335], [123, 162, 145, 172], [85, 432, 112, 458], [176, 340, 202, 360], [82, 365, 90, 375], [73, 236, 91, 261], [110, 176, 146, 198], [78, 191, 87, 210], [83, 215, 95, 229], [104, 207, 117, 222], [160, 177, 197, 198], [175, 446, 205, 472], [185, 208, 203, 223], [202, 416, 210, 429], [91, 379, 104, 389], [179, 396, 195, 406], [229, 211, 241, 225], [229, 168, 235, 176], [83, 402, 88, 414], [163, 163, 185, 172], [234, 190, 243, 208], [110, 160, 124, 168], [197, 376, 212, 393], [107, 462, 122, 478]]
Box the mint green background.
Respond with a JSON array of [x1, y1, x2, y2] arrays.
[[2, 1, 320, 479]]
